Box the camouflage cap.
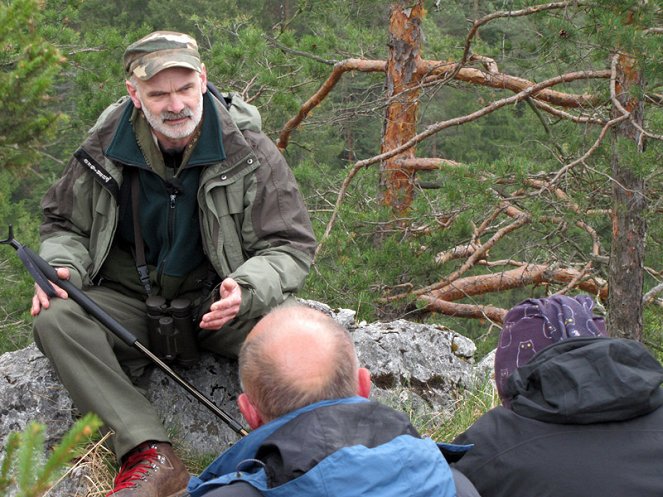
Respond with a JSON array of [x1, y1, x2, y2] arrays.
[[123, 31, 202, 80]]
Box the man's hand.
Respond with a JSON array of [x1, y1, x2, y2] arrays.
[[31, 267, 70, 317], [199, 277, 242, 330]]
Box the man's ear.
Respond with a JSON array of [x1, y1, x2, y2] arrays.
[[357, 367, 371, 399], [126, 80, 141, 108], [200, 64, 208, 93], [238, 392, 263, 430]]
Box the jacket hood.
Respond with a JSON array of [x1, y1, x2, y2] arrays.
[[256, 400, 420, 487], [506, 337, 663, 424]]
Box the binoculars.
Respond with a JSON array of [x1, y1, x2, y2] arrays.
[[145, 296, 199, 367]]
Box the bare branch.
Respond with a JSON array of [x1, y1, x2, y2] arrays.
[[530, 98, 606, 125], [419, 63, 608, 108], [420, 296, 508, 322], [546, 113, 630, 186], [554, 261, 594, 295], [469, 54, 499, 73], [643, 282, 663, 305], [395, 158, 465, 170], [278, 61, 608, 150], [427, 263, 608, 303], [277, 58, 385, 150], [265, 35, 337, 65], [382, 212, 531, 302], [451, 1, 588, 82]]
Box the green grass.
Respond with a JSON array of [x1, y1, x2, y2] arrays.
[[0, 258, 34, 355]]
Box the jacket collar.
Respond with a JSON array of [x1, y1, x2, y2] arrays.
[[105, 92, 226, 169], [189, 397, 368, 489]]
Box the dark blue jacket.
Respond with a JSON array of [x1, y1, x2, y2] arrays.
[[188, 397, 471, 497]]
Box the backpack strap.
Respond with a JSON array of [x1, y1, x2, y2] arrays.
[[130, 168, 152, 295], [207, 82, 232, 109]]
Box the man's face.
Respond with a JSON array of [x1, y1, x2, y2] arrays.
[[127, 66, 207, 149]]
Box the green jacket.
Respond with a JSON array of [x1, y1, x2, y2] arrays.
[[39, 91, 316, 320]]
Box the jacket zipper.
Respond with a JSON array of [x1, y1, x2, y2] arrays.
[[156, 183, 179, 286]]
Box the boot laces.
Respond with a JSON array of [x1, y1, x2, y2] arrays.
[[106, 445, 159, 495]]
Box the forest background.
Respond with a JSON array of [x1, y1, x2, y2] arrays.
[[0, 0, 662, 492], [1, 0, 662, 363]]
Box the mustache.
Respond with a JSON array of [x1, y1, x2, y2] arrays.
[[161, 108, 193, 121]]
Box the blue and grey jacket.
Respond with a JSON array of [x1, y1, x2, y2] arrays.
[[188, 397, 470, 497]]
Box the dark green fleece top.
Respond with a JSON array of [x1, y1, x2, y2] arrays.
[[99, 92, 225, 300]]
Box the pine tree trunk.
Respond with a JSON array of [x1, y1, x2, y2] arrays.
[[379, 0, 424, 214], [607, 50, 646, 341]]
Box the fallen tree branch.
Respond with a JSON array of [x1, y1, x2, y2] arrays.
[[427, 263, 608, 303], [420, 296, 508, 322], [643, 282, 663, 305], [530, 98, 606, 125], [381, 212, 531, 302], [277, 58, 385, 150]]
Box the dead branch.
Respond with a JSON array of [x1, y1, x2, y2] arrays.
[[554, 261, 594, 295], [644, 282, 663, 304], [530, 98, 606, 125], [277, 58, 385, 150], [314, 70, 611, 258], [537, 214, 603, 257], [469, 54, 499, 73], [435, 243, 480, 265], [381, 212, 531, 303], [419, 63, 608, 108], [278, 59, 608, 150], [420, 296, 508, 322], [441, 1, 588, 89], [379, 70, 612, 169], [395, 158, 465, 170], [524, 178, 582, 213], [546, 113, 630, 187], [427, 263, 608, 303]]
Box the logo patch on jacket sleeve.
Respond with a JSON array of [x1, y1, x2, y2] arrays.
[[74, 148, 120, 200]]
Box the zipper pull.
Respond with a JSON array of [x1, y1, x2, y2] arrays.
[[165, 178, 182, 209]]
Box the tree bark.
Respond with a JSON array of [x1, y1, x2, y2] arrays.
[[379, 0, 424, 214], [607, 49, 647, 341]]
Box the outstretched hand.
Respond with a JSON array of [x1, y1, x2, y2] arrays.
[[199, 277, 242, 330], [31, 267, 70, 317]]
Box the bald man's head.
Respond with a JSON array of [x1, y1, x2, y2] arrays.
[[238, 305, 362, 423]]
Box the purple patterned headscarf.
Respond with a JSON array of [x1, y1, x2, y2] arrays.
[[495, 294, 607, 406]]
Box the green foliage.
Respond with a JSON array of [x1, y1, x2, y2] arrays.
[[644, 307, 663, 363], [0, 0, 67, 168], [0, 413, 103, 497], [0, 168, 42, 354]]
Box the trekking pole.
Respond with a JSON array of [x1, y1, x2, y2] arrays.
[[1, 225, 248, 437]]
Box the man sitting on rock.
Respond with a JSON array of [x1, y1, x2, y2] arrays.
[[187, 304, 479, 497]]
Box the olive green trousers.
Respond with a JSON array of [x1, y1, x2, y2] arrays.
[[33, 285, 256, 460]]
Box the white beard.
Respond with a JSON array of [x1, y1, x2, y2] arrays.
[[139, 94, 203, 141]]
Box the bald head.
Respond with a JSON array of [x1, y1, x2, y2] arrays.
[[238, 305, 362, 423]]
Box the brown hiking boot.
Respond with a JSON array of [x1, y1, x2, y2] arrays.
[[106, 442, 189, 497]]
